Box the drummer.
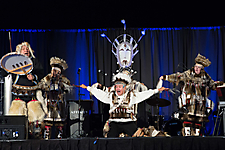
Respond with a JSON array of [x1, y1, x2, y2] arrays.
[[1, 42, 44, 99], [1, 42, 45, 139], [80, 70, 168, 137]]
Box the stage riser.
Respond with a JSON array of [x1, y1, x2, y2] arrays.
[[1, 137, 225, 150]]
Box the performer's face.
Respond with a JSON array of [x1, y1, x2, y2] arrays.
[[194, 64, 202, 74], [21, 46, 30, 57], [51, 69, 61, 78], [115, 84, 126, 96]]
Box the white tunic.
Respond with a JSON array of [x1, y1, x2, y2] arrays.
[[87, 80, 162, 122]]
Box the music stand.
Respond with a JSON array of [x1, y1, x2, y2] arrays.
[[77, 69, 85, 137]]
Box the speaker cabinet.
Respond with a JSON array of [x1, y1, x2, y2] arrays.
[[67, 100, 93, 137], [0, 115, 28, 140]]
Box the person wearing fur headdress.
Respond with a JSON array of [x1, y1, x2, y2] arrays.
[[92, 68, 150, 137], [12, 42, 44, 87], [38, 56, 72, 139], [80, 69, 167, 137], [1, 41, 45, 139], [159, 54, 224, 136], [1, 42, 44, 98]]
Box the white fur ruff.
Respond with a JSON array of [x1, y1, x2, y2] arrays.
[[112, 72, 131, 83], [27, 101, 45, 123]]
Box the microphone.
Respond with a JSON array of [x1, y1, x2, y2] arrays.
[[77, 68, 81, 74]]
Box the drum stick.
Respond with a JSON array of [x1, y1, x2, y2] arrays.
[[10, 63, 32, 73], [20, 68, 28, 75], [20, 68, 34, 82], [9, 32, 12, 52], [72, 84, 80, 87]]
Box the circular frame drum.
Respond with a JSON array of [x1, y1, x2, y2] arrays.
[[1, 52, 33, 75]]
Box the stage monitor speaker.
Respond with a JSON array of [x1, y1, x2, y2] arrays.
[[68, 100, 93, 137], [69, 100, 93, 121], [70, 121, 84, 138], [0, 115, 27, 140]]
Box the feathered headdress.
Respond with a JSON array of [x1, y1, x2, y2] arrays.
[[50, 57, 68, 70], [195, 54, 211, 67]]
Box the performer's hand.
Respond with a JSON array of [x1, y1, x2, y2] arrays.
[[97, 83, 102, 89], [158, 87, 169, 91], [206, 107, 212, 116], [159, 76, 163, 80], [27, 74, 34, 80], [216, 81, 224, 86], [80, 84, 87, 89]]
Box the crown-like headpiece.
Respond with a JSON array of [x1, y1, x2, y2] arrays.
[[101, 19, 145, 68], [50, 57, 68, 70], [195, 54, 211, 67]]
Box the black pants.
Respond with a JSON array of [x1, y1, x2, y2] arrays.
[[12, 95, 34, 103], [107, 121, 137, 137]]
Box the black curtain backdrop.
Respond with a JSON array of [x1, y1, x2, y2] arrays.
[[0, 26, 224, 135]]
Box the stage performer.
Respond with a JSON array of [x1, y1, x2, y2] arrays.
[[95, 68, 149, 137], [159, 54, 223, 136], [38, 56, 73, 139], [80, 69, 167, 137], [1, 41, 45, 139]]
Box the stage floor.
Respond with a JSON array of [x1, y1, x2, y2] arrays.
[[0, 136, 225, 150]]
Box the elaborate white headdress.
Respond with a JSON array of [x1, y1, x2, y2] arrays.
[[101, 19, 145, 68], [16, 42, 35, 58], [112, 67, 135, 84]]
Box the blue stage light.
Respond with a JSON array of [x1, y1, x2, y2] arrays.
[[141, 30, 145, 35], [101, 33, 106, 37], [121, 19, 125, 24]]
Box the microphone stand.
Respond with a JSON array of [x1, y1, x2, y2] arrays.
[[77, 69, 85, 137], [213, 108, 224, 136], [77, 70, 81, 137], [100, 71, 104, 115], [98, 70, 107, 122]]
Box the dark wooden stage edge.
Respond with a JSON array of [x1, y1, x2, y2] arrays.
[[0, 136, 225, 150]]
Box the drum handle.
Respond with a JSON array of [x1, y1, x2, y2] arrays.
[[20, 68, 33, 83]]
